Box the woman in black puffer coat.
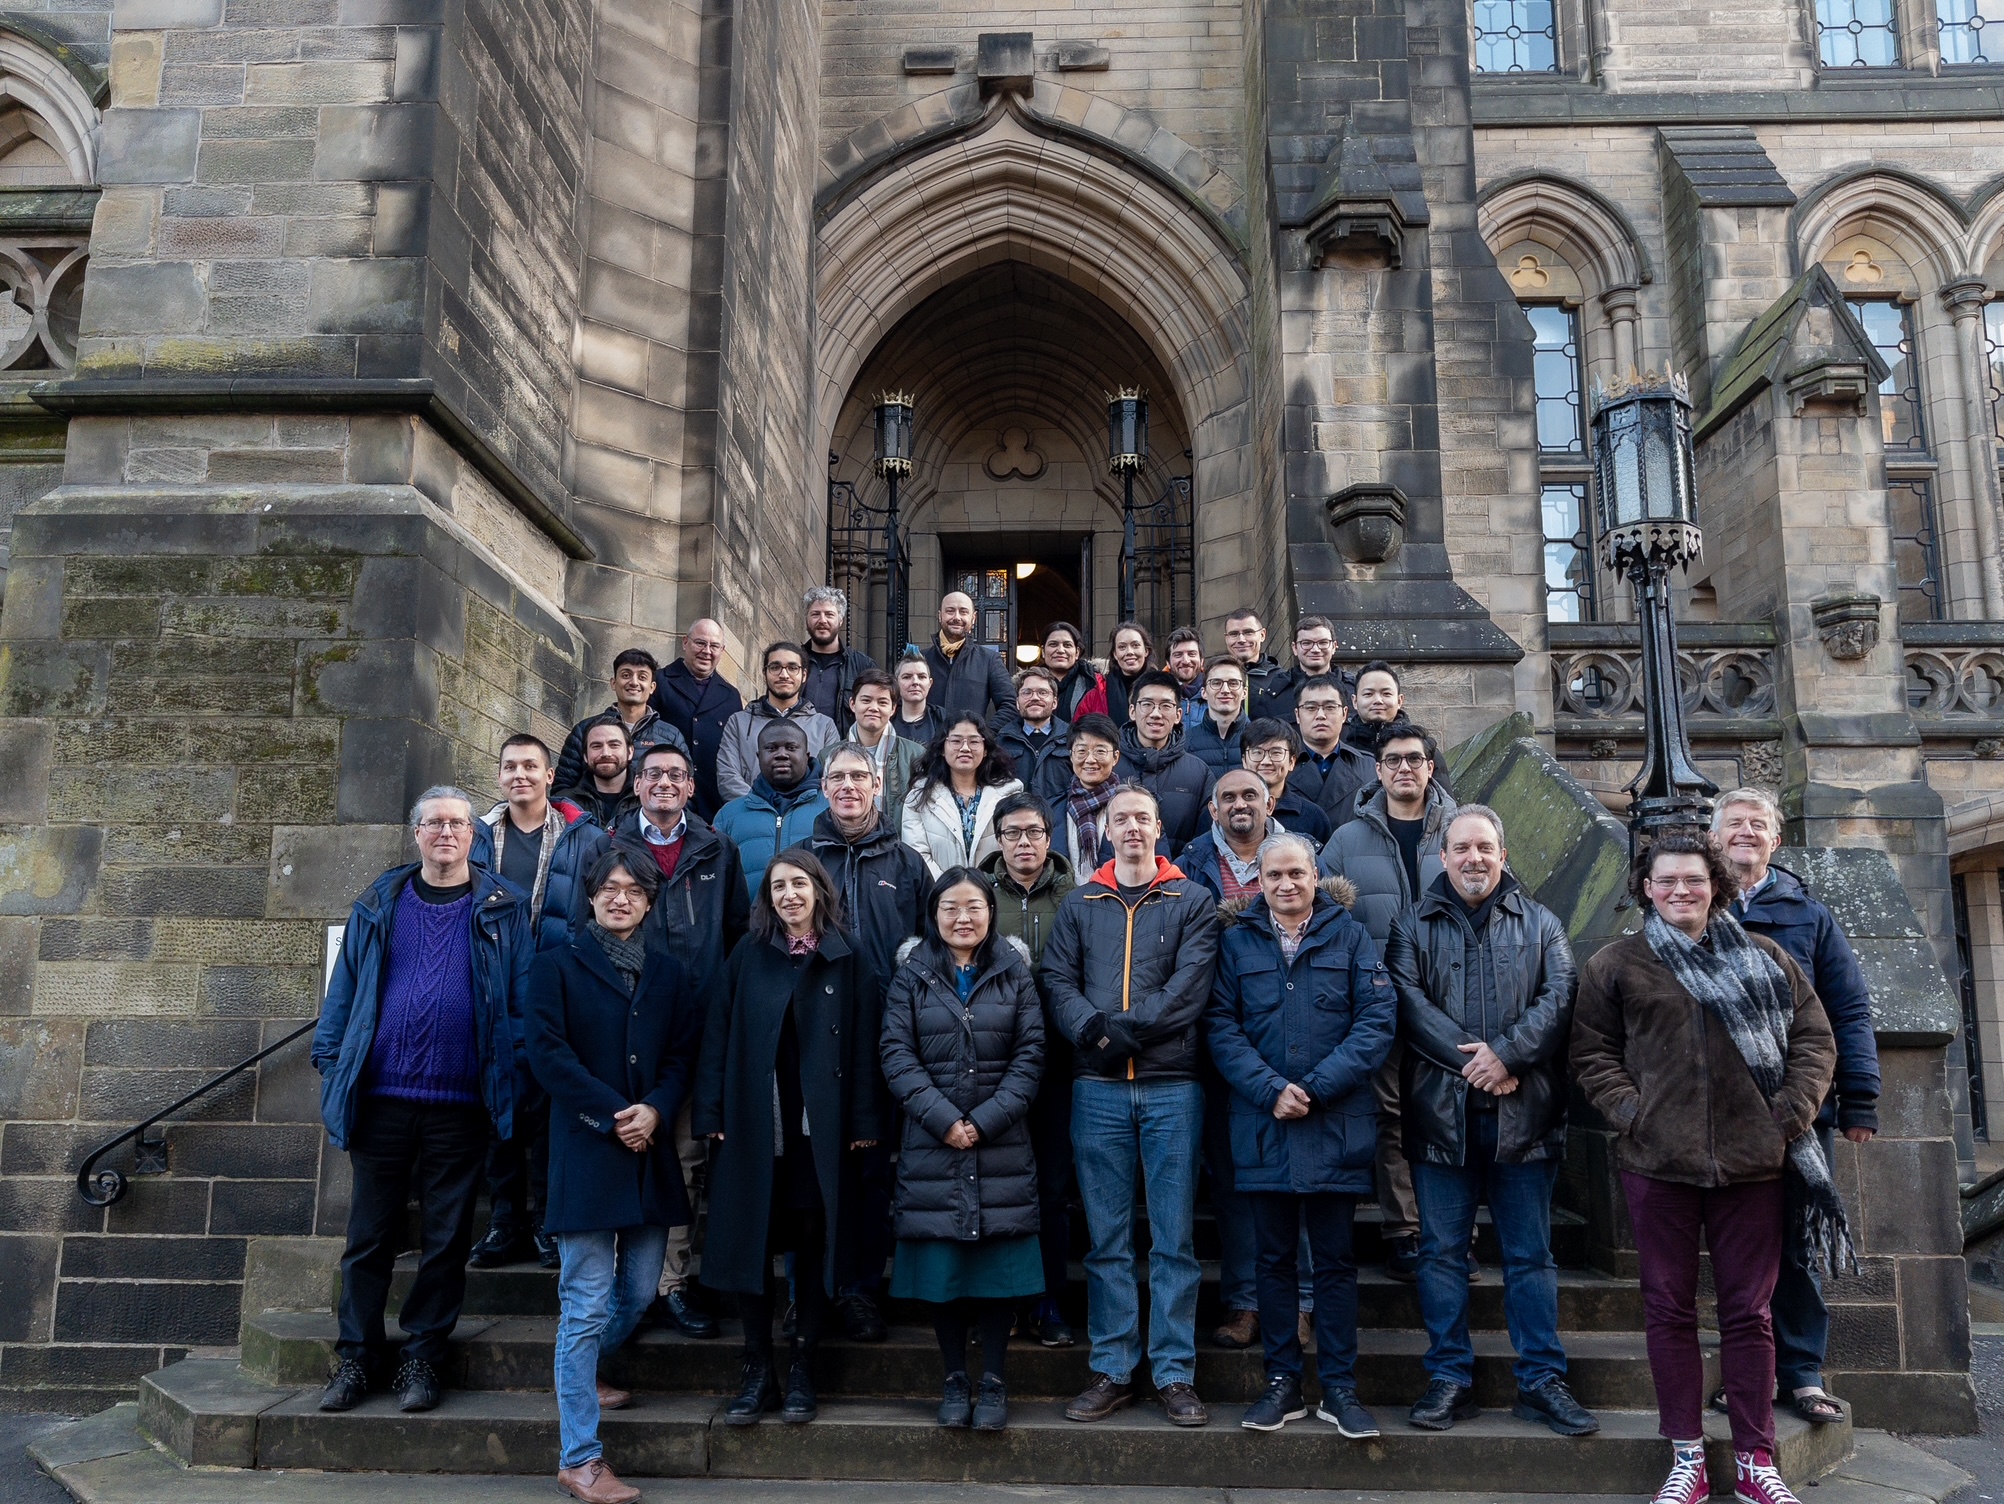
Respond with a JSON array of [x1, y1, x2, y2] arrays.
[[880, 866, 1044, 1431]]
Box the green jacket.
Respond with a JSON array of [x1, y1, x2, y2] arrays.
[[981, 849, 1074, 967]]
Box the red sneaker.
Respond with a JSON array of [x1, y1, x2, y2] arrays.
[[1652, 1447, 1709, 1504], [1735, 1448, 1802, 1504]]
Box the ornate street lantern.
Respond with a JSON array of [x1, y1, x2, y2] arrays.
[[874, 393, 915, 654], [1591, 369, 1718, 847], [1108, 389, 1148, 621]]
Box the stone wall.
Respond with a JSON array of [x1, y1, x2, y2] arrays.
[[0, 483, 583, 1410]]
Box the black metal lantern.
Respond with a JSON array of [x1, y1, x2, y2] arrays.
[[1108, 389, 1148, 620], [1589, 370, 1717, 847], [873, 393, 915, 653]]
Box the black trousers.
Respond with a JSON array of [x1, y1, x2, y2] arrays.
[[483, 1094, 548, 1231], [336, 1096, 490, 1368], [1028, 1069, 1075, 1306], [840, 1141, 895, 1297]]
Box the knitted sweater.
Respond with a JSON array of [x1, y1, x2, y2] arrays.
[[363, 885, 480, 1105]]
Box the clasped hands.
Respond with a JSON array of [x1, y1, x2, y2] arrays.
[[613, 1103, 660, 1151], [1458, 1041, 1518, 1095]]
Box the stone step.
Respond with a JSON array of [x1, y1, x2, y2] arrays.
[[242, 1310, 1693, 1410], [138, 1358, 1853, 1494], [397, 1253, 1626, 1326]]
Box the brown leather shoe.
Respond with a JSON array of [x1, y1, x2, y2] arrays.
[[1297, 1311, 1315, 1351], [596, 1380, 633, 1411], [1211, 1309, 1259, 1348], [1064, 1372, 1135, 1422], [557, 1459, 641, 1503], [1161, 1382, 1210, 1427]]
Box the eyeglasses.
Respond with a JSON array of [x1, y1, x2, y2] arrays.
[[597, 882, 649, 901], [996, 824, 1048, 843], [944, 735, 985, 750], [1378, 752, 1431, 769], [1244, 746, 1292, 766], [766, 663, 804, 676], [638, 768, 691, 784], [823, 770, 875, 786], [1648, 876, 1712, 894], [417, 817, 472, 833], [1134, 698, 1178, 714], [1073, 744, 1115, 761]]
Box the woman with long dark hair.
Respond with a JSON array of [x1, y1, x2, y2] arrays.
[[1571, 833, 1838, 1504], [900, 716, 1023, 877], [1074, 621, 1154, 727], [880, 866, 1045, 1430], [693, 848, 883, 1427]]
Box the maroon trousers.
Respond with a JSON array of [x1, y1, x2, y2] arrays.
[[1622, 1171, 1785, 1455]]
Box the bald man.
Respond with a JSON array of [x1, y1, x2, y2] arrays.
[[652, 617, 744, 818], [920, 590, 1018, 721]]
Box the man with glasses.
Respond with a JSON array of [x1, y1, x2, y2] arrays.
[[1284, 676, 1377, 833], [980, 790, 1079, 1346], [805, 742, 929, 1342], [715, 640, 839, 802], [1241, 718, 1332, 845], [1319, 725, 1456, 1283], [1253, 615, 1354, 723], [1223, 607, 1284, 703], [1186, 655, 1253, 776], [578, 742, 748, 1339], [998, 665, 1071, 799], [1050, 714, 1130, 869], [314, 787, 535, 1415], [653, 618, 743, 819], [1120, 670, 1216, 852]]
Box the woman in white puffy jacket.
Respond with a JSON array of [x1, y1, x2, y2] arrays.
[[900, 715, 1024, 877]]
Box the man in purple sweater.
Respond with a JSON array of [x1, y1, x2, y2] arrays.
[[312, 786, 536, 1414]]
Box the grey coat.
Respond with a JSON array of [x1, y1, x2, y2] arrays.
[[880, 936, 1044, 1241], [715, 698, 840, 802], [1317, 782, 1457, 946]]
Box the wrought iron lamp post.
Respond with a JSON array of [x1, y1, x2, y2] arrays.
[[1591, 369, 1718, 847], [874, 394, 915, 655], [1108, 389, 1148, 621]]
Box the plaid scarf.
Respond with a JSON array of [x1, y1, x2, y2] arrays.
[[1065, 775, 1120, 863], [1643, 908, 1858, 1276], [587, 921, 648, 994], [488, 802, 568, 928]]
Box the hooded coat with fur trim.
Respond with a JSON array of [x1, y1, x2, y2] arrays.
[[1203, 878, 1396, 1195], [880, 935, 1045, 1241]]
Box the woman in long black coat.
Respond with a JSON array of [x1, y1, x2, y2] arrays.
[[525, 848, 700, 1504], [692, 847, 883, 1427], [880, 866, 1044, 1431]]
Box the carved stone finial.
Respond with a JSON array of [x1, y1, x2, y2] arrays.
[[1811, 590, 1880, 661]]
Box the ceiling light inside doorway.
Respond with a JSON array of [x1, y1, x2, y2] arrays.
[[1015, 562, 1037, 579], [1015, 645, 1040, 665]]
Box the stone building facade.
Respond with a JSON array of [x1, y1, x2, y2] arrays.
[[0, 0, 1991, 1430]]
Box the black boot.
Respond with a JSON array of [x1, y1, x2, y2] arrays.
[[782, 1348, 818, 1424], [723, 1356, 780, 1426]]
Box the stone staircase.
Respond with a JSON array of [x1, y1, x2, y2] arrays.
[[125, 1206, 1856, 1493]]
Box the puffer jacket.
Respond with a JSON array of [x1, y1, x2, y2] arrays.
[[470, 799, 598, 952], [880, 936, 1045, 1241], [1571, 929, 1835, 1187], [1116, 723, 1215, 852], [803, 808, 928, 994], [1185, 713, 1251, 776], [711, 778, 830, 897], [1384, 874, 1578, 1167], [1203, 879, 1396, 1195], [1736, 864, 1880, 1132], [714, 697, 840, 803], [1040, 856, 1222, 1081], [575, 810, 749, 998], [553, 704, 689, 795], [1317, 782, 1456, 946], [900, 777, 1026, 877]]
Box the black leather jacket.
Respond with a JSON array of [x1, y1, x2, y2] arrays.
[[1383, 874, 1577, 1166]]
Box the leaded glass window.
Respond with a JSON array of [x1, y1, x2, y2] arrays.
[[1472, 1, 1559, 74], [1940, 0, 2004, 64], [1816, 0, 1902, 66], [1528, 304, 1585, 455], [1845, 297, 1927, 452], [1541, 483, 1596, 623], [1887, 477, 1944, 621]]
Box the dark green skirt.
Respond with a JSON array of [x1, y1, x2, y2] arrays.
[[889, 1233, 1043, 1303]]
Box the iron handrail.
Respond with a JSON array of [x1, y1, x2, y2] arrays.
[[75, 1018, 317, 1207]]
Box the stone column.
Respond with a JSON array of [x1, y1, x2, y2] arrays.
[[1601, 283, 1641, 373], [1938, 276, 2004, 619]]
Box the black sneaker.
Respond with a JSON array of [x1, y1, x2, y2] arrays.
[[1407, 1378, 1479, 1431], [1316, 1388, 1380, 1439], [836, 1291, 886, 1342], [467, 1223, 528, 1268], [391, 1355, 440, 1413], [723, 1358, 780, 1426], [1513, 1377, 1600, 1436], [534, 1228, 561, 1270], [972, 1373, 1009, 1431], [1384, 1233, 1421, 1283], [1035, 1303, 1076, 1348], [937, 1371, 972, 1427], [318, 1357, 369, 1412], [1241, 1374, 1307, 1433]]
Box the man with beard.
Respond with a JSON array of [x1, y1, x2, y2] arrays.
[[1166, 627, 1207, 729], [800, 586, 877, 734], [921, 590, 1017, 721], [714, 642, 840, 803], [558, 716, 638, 829]]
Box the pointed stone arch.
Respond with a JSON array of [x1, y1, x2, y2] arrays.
[[1792, 166, 1973, 287], [1476, 171, 1652, 293], [0, 28, 100, 184]]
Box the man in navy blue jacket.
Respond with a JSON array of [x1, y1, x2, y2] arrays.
[[312, 786, 534, 1416], [651, 619, 744, 819], [1712, 788, 1880, 1429]]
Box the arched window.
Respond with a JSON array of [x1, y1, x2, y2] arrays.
[[0, 31, 97, 374]]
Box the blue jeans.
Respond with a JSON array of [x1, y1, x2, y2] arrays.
[[555, 1226, 668, 1469], [1411, 1110, 1566, 1391], [1071, 1076, 1204, 1389], [1249, 1192, 1360, 1394], [1771, 1122, 1836, 1392]]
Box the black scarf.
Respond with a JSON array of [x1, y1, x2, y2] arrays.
[[589, 921, 648, 994]]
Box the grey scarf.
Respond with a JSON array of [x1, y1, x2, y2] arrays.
[[1642, 908, 1857, 1275], [588, 921, 648, 994]]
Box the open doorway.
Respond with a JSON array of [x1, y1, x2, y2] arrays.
[[939, 533, 1089, 669]]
